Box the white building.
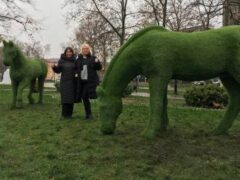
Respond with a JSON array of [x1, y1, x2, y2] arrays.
[[0, 69, 11, 85]]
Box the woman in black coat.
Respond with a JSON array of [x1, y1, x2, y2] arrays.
[[52, 47, 76, 119], [76, 43, 102, 119]]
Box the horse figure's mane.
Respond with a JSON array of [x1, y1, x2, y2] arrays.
[[102, 26, 168, 87]]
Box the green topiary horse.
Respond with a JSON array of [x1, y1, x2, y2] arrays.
[[97, 25, 240, 138], [3, 41, 48, 108]]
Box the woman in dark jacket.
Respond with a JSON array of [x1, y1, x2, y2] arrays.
[[76, 43, 102, 119], [52, 47, 76, 119]]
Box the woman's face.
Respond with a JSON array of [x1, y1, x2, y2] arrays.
[[66, 49, 73, 58], [82, 47, 90, 56]]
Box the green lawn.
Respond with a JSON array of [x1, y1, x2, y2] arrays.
[[0, 85, 240, 179]]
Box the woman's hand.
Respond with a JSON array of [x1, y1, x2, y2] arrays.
[[52, 63, 62, 73]]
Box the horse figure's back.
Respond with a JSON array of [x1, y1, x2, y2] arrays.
[[3, 41, 48, 108], [98, 26, 240, 138]]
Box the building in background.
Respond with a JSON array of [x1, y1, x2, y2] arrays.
[[44, 58, 60, 81], [0, 47, 7, 82], [223, 0, 240, 25], [0, 68, 10, 84]]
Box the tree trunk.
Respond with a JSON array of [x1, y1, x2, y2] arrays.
[[162, 0, 168, 27], [174, 80, 178, 95]]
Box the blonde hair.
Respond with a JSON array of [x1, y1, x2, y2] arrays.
[[80, 43, 92, 55]]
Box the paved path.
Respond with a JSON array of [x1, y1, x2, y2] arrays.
[[0, 86, 184, 100], [132, 92, 184, 100], [0, 82, 55, 88], [44, 82, 55, 88], [0, 89, 56, 92], [138, 86, 185, 92]]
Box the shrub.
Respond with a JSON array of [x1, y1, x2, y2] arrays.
[[184, 84, 228, 109], [122, 85, 133, 97]]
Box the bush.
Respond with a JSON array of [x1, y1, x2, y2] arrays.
[[122, 85, 133, 97], [54, 81, 60, 92], [184, 84, 228, 109]]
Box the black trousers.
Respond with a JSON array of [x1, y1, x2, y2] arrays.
[[83, 97, 92, 116], [80, 81, 92, 117], [62, 103, 74, 118]]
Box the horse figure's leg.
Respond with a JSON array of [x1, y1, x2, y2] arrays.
[[161, 94, 169, 131], [142, 76, 170, 138], [214, 76, 240, 134], [37, 76, 44, 104], [11, 80, 18, 109], [16, 79, 29, 108], [28, 79, 36, 104]]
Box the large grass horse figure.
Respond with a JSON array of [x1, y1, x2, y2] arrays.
[[98, 26, 240, 138], [3, 41, 48, 108]]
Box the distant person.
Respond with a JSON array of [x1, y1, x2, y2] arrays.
[[76, 43, 102, 119], [52, 47, 77, 120]]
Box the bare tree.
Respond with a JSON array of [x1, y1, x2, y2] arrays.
[[15, 40, 50, 59], [167, 0, 198, 31], [65, 0, 140, 45], [139, 0, 168, 26], [67, 12, 118, 68], [223, 0, 240, 25], [0, 0, 39, 35], [191, 0, 224, 29], [140, 0, 225, 30]]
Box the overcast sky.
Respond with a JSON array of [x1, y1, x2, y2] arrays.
[[9, 0, 70, 58], [35, 0, 70, 58]]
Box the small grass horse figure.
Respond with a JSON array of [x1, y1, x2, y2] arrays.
[[3, 41, 48, 108], [98, 26, 240, 138]]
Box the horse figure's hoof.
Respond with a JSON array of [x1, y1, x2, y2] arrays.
[[16, 102, 23, 109], [141, 128, 158, 139], [10, 105, 16, 110], [28, 98, 35, 104], [29, 101, 35, 105], [100, 119, 116, 135], [101, 125, 115, 135], [101, 128, 115, 135]]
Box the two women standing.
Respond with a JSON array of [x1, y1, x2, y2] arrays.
[[52, 44, 102, 120]]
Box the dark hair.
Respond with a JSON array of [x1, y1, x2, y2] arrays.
[[64, 47, 74, 57]]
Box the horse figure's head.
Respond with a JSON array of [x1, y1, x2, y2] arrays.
[[97, 86, 123, 134], [3, 41, 18, 66]]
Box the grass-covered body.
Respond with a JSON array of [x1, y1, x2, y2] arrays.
[[98, 26, 240, 138], [3, 41, 47, 108]]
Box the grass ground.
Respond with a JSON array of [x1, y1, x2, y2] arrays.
[[0, 85, 240, 179]]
